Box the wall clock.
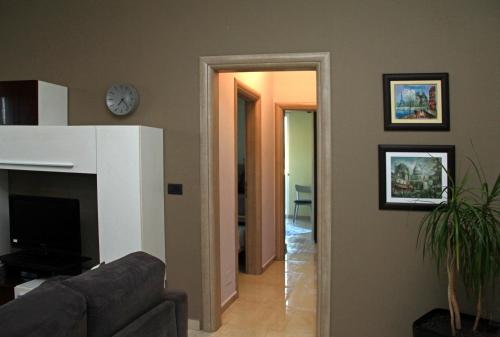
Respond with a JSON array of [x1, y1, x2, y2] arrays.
[[105, 84, 139, 116]]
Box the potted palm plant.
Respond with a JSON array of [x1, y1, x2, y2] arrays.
[[415, 158, 500, 337]]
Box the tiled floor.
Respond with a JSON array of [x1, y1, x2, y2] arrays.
[[189, 218, 317, 337]]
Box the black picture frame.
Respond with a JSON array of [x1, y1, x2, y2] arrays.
[[383, 73, 450, 131], [378, 144, 455, 211]]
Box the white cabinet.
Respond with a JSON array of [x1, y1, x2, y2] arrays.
[[0, 80, 67, 126], [96, 126, 165, 263], [0, 126, 96, 173], [0, 126, 165, 263], [37, 81, 68, 125]]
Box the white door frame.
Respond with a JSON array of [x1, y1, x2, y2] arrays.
[[199, 52, 333, 337]]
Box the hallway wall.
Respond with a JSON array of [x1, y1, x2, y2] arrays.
[[273, 71, 317, 103], [218, 72, 274, 306]]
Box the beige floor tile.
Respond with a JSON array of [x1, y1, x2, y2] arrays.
[[210, 323, 269, 337], [188, 329, 213, 337], [195, 219, 316, 337], [265, 327, 316, 337]]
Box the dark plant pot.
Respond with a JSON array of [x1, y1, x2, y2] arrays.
[[413, 309, 500, 337]]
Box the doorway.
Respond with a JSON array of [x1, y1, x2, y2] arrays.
[[275, 104, 318, 261], [234, 79, 262, 276], [200, 53, 332, 337], [286, 109, 316, 247]]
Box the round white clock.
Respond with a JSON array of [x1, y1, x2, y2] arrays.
[[105, 84, 139, 116]]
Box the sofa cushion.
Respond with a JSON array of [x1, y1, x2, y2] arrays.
[[111, 300, 177, 337], [63, 251, 165, 337], [0, 280, 87, 337]]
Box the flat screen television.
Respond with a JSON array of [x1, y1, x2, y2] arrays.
[[9, 195, 81, 256]]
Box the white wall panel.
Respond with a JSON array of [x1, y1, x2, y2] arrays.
[[139, 127, 165, 262], [38, 81, 68, 126], [96, 126, 142, 263]]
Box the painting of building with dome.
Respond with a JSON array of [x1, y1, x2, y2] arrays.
[[391, 156, 443, 199], [379, 145, 454, 210]]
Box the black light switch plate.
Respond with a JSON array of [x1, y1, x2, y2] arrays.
[[167, 183, 183, 195]]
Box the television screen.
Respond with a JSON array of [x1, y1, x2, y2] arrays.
[[9, 195, 81, 255]]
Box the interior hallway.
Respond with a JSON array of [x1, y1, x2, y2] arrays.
[[189, 218, 317, 337]]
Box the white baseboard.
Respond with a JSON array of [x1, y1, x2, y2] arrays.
[[285, 215, 311, 220], [221, 290, 238, 312], [188, 319, 200, 331], [262, 255, 276, 271]]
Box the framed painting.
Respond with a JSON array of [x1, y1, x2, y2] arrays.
[[378, 145, 455, 210], [383, 73, 449, 131]]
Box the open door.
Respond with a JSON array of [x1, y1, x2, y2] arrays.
[[234, 79, 262, 275], [275, 103, 317, 260]]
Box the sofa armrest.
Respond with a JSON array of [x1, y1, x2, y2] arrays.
[[164, 289, 188, 337]]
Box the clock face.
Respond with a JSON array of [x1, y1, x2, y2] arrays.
[[105, 84, 139, 116]]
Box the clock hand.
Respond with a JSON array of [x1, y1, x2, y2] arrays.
[[117, 98, 129, 108]]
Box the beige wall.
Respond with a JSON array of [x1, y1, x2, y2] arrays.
[[218, 73, 239, 305], [1, 1, 499, 336], [273, 71, 317, 104]]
